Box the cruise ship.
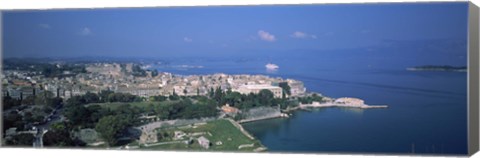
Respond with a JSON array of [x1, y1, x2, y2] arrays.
[[265, 63, 279, 70]]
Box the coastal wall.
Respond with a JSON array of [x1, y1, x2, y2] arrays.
[[238, 114, 285, 123], [238, 106, 287, 123], [226, 118, 255, 140], [299, 102, 388, 109]]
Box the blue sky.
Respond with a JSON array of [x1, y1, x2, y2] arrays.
[[2, 2, 468, 59]]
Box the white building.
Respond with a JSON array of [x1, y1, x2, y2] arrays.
[[286, 79, 306, 96], [197, 136, 210, 149], [235, 84, 283, 98]]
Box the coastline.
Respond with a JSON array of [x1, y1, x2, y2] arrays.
[[237, 99, 388, 125], [228, 118, 268, 152], [298, 102, 388, 109], [238, 113, 288, 124]]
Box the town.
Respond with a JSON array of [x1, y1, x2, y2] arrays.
[[2, 59, 315, 151], [2, 59, 386, 151], [3, 61, 306, 101]]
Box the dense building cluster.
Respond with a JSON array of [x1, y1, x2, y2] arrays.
[[3, 62, 307, 101]]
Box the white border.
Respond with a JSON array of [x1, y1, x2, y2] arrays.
[[0, 148, 470, 158], [0, 0, 470, 10], [0, 0, 478, 158]]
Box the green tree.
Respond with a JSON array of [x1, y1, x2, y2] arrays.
[[208, 87, 215, 98], [43, 122, 73, 146], [225, 92, 242, 107], [106, 92, 140, 102], [213, 87, 225, 104], [42, 106, 53, 114], [35, 91, 54, 105], [22, 95, 35, 105], [311, 93, 324, 102], [23, 112, 34, 123], [46, 97, 63, 108], [87, 104, 110, 125], [169, 90, 180, 101], [6, 133, 35, 146], [278, 82, 291, 96], [84, 92, 99, 103], [155, 104, 171, 120], [150, 95, 167, 102], [65, 105, 90, 127], [258, 89, 274, 106], [98, 90, 114, 102], [95, 115, 128, 146], [66, 95, 86, 106], [151, 69, 159, 77], [3, 111, 25, 132], [2, 96, 21, 110], [131, 64, 147, 77]]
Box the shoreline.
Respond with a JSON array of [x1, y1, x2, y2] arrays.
[[238, 100, 388, 124], [238, 113, 288, 124], [299, 102, 388, 109]]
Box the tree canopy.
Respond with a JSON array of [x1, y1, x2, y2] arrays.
[[43, 122, 74, 147], [278, 82, 291, 96], [95, 115, 129, 146], [6, 133, 35, 146]]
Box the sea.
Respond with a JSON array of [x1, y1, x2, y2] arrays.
[[152, 53, 468, 155]]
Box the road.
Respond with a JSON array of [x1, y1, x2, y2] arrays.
[[32, 104, 65, 148], [38, 105, 65, 129], [32, 128, 45, 147]]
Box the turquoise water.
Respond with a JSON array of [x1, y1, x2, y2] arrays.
[[154, 56, 468, 155]]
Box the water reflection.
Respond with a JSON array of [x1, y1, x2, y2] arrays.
[[338, 107, 365, 115], [242, 118, 286, 138], [266, 69, 278, 74]]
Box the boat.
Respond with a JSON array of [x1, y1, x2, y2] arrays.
[[265, 63, 279, 70]]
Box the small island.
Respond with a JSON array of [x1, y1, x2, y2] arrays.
[[406, 65, 467, 72]]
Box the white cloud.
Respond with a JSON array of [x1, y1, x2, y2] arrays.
[[38, 24, 51, 29], [291, 31, 307, 38], [183, 37, 193, 42], [257, 30, 276, 42], [291, 31, 317, 39], [79, 27, 92, 36]]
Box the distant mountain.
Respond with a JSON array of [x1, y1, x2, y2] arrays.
[[406, 65, 467, 72]]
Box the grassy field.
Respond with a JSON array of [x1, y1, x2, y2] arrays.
[[136, 119, 265, 152]]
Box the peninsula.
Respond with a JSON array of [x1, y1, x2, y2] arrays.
[[406, 65, 467, 72]]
